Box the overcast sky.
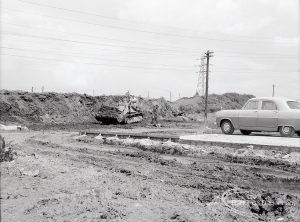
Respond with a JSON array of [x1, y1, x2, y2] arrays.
[[1, 0, 299, 100]]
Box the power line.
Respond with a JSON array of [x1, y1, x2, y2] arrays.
[[0, 46, 193, 68], [1, 46, 297, 73], [2, 32, 201, 56], [3, 20, 298, 58], [214, 54, 300, 59], [1, 52, 298, 74], [3, 29, 298, 58], [0, 53, 194, 71], [5, 8, 234, 42], [2, 20, 198, 52], [211, 69, 298, 73], [3, 4, 290, 44], [216, 51, 299, 58], [13, 0, 296, 42], [2, 9, 299, 56], [1, 21, 206, 55], [1, 34, 191, 59]]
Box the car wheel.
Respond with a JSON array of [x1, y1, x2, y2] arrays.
[[279, 126, 295, 137], [240, 130, 251, 135], [296, 132, 300, 137], [221, 120, 234, 135]]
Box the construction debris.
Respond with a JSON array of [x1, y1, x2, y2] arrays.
[[0, 124, 28, 131], [20, 168, 40, 177], [0, 135, 16, 162]]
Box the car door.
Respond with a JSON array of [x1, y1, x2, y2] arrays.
[[257, 100, 278, 130], [238, 100, 259, 130]]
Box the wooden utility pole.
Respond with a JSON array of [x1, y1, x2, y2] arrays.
[[196, 57, 206, 97], [272, 84, 275, 97], [201, 57, 206, 96], [204, 50, 214, 122]]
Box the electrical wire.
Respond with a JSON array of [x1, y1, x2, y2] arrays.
[[1, 51, 297, 73], [3, 31, 299, 58], [4, 3, 294, 44], [0, 53, 195, 71], [0, 46, 194, 68], [3, 19, 299, 58], [14, 0, 295, 42]]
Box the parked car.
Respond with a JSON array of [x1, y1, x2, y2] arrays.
[[216, 97, 300, 137]]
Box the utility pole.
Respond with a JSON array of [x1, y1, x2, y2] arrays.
[[201, 57, 206, 97], [196, 57, 206, 96], [41, 86, 44, 93], [169, 91, 172, 102], [272, 84, 275, 97], [31, 87, 33, 93], [204, 50, 214, 122]]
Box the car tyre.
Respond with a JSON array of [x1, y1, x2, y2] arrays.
[[221, 120, 234, 135], [296, 132, 300, 137], [279, 126, 295, 137], [240, 130, 252, 135]]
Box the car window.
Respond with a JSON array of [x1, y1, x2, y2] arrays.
[[287, 101, 300, 109], [261, 101, 277, 110], [243, 101, 259, 110]]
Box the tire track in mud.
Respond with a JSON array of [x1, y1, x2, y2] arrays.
[[25, 139, 300, 221], [4, 132, 300, 222], [26, 136, 300, 196], [2, 132, 300, 222], [27, 135, 300, 173]]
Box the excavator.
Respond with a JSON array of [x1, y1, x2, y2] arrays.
[[95, 95, 143, 124]]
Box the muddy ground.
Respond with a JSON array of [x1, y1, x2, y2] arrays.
[[1, 130, 300, 222]]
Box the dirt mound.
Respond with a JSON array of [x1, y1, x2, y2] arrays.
[[140, 97, 177, 117], [0, 90, 176, 125], [0, 90, 103, 124], [174, 93, 254, 113], [0, 90, 253, 125]]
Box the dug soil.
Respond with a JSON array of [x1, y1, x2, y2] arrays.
[[1, 131, 299, 221], [0, 90, 252, 125]]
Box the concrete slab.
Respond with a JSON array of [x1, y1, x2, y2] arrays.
[[180, 134, 300, 152]]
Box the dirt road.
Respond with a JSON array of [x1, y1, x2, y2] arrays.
[[1, 131, 300, 221]]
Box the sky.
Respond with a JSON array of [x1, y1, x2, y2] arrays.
[[0, 0, 299, 100]]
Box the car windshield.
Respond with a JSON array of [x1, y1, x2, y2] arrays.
[[243, 100, 259, 110], [287, 101, 300, 109]]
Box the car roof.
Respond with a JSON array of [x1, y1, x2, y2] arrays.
[[248, 97, 295, 103]]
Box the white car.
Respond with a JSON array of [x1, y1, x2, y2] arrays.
[[216, 97, 300, 137]]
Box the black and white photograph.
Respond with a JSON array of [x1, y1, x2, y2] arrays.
[[1, 0, 300, 221]]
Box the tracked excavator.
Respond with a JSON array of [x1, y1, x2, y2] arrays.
[[95, 95, 143, 124]]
